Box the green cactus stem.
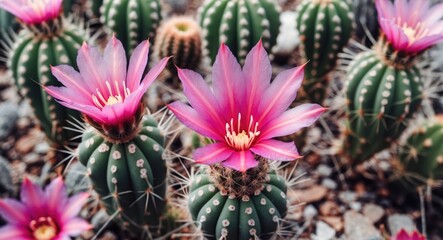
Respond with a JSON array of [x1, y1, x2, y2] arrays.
[[78, 115, 167, 235], [198, 0, 281, 63], [296, 0, 354, 103], [188, 161, 288, 240], [394, 116, 443, 191], [8, 17, 86, 150], [0, 9, 15, 34], [101, 0, 162, 54], [154, 16, 202, 74], [352, 0, 379, 47], [342, 39, 423, 163]]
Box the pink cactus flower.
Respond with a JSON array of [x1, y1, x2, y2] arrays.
[[376, 0, 443, 53], [0, 177, 91, 240], [0, 0, 63, 25], [44, 36, 169, 127], [168, 41, 326, 172], [391, 229, 426, 240]]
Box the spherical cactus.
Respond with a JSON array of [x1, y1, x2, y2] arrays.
[[352, 0, 379, 47], [342, 49, 423, 163], [394, 116, 443, 191], [188, 161, 288, 240], [198, 0, 281, 63], [78, 115, 167, 233], [8, 18, 86, 149], [154, 16, 202, 74], [101, 0, 162, 54], [296, 0, 354, 103]]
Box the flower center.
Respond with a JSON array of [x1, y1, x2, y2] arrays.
[[92, 81, 131, 109], [399, 21, 430, 45], [225, 113, 260, 151], [29, 217, 58, 240], [28, 0, 46, 14]]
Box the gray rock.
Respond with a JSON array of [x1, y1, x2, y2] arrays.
[[304, 204, 318, 220], [0, 102, 19, 140], [363, 203, 385, 223], [317, 164, 333, 177], [339, 191, 357, 204], [322, 178, 337, 190], [388, 214, 416, 236], [345, 211, 382, 240], [312, 221, 336, 240], [350, 202, 362, 212], [34, 142, 50, 154], [65, 161, 91, 195], [0, 156, 13, 195]]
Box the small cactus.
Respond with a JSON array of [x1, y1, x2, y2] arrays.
[[296, 0, 354, 103], [154, 16, 202, 74], [198, 0, 281, 63], [101, 0, 162, 54], [78, 115, 167, 233], [188, 161, 288, 240], [394, 116, 443, 191]]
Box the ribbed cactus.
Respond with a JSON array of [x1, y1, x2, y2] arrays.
[[343, 48, 423, 163], [154, 16, 202, 74], [352, 0, 379, 47], [101, 0, 162, 54], [0, 9, 14, 34], [8, 18, 86, 149], [78, 115, 167, 233], [394, 117, 443, 191], [296, 0, 353, 103], [188, 161, 288, 240], [198, 0, 281, 63]]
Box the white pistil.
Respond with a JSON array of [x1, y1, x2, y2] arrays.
[[225, 113, 260, 151], [91, 81, 131, 109], [397, 20, 430, 45]]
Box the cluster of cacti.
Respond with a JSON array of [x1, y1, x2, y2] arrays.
[[189, 161, 288, 240], [154, 16, 202, 74], [393, 116, 443, 191], [352, 0, 379, 47], [296, 0, 354, 103], [78, 115, 167, 234], [100, 0, 162, 54], [198, 0, 281, 63]]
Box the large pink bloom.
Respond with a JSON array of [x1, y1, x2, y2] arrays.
[[45, 36, 168, 127], [0, 0, 62, 24], [0, 177, 91, 240], [376, 0, 443, 53], [391, 229, 426, 240], [168, 41, 326, 172]]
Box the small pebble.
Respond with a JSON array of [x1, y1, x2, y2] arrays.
[[304, 205, 318, 219]]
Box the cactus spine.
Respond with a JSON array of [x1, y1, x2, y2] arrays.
[[154, 16, 202, 73], [198, 0, 281, 63], [352, 0, 379, 47], [394, 117, 443, 191], [0, 9, 14, 34], [188, 161, 288, 240], [296, 0, 354, 103], [78, 115, 167, 234], [8, 18, 86, 149], [101, 0, 162, 54]]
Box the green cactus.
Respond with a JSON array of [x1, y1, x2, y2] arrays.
[[78, 115, 167, 234], [154, 16, 202, 74], [342, 48, 423, 163], [296, 0, 354, 103], [0, 9, 15, 34], [188, 162, 288, 240], [101, 0, 162, 54], [8, 18, 86, 149], [198, 0, 281, 63], [394, 117, 443, 191]]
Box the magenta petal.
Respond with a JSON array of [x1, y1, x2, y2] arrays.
[[375, 0, 395, 19], [77, 43, 110, 96], [257, 65, 305, 125], [61, 218, 92, 236], [44, 86, 92, 105], [260, 104, 326, 139], [20, 178, 45, 215], [222, 150, 257, 172], [103, 36, 127, 92], [50, 65, 92, 98], [250, 139, 301, 161], [61, 193, 89, 220], [101, 102, 128, 125], [139, 57, 170, 91], [45, 177, 67, 214], [168, 101, 223, 140], [408, 34, 443, 53], [0, 225, 30, 239], [0, 199, 28, 225], [127, 40, 150, 90], [52, 100, 108, 124], [194, 143, 234, 165]]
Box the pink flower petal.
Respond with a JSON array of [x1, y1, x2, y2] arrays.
[[0, 225, 31, 240], [127, 40, 150, 90], [211, 43, 245, 117], [375, 0, 395, 19], [250, 139, 301, 161], [60, 218, 92, 236], [194, 143, 234, 165], [140, 57, 170, 92], [260, 104, 326, 139], [408, 34, 443, 53], [101, 102, 129, 125], [425, 3, 443, 25], [0, 199, 28, 225], [20, 178, 45, 216], [168, 101, 223, 140], [44, 86, 92, 106], [50, 65, 93, 99], [103, 35, 127, 93], [61, 193, 89, 220], [45, 177, 68, 214], [257, 65, 305, 126], [222, 150, 257, 172]]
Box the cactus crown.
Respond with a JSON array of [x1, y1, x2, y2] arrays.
[[20, 14, 64, 37], [375, 34, 418, 69]]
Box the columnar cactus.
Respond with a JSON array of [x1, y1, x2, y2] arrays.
[[1, 0, 87, 151], [394, 116, 443, 191], [101, 0, 162, 54], [154, 16, 202, 74], [296, 0, 353, 103], [198, 0, 281, 63], [188, 162, 288, 240]]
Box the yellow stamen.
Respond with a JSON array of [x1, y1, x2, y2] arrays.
[[30, 217, 58, 240], [399, 21, 430, 45], [225, 113, 260, 151], [91, 81, 131, 109]]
